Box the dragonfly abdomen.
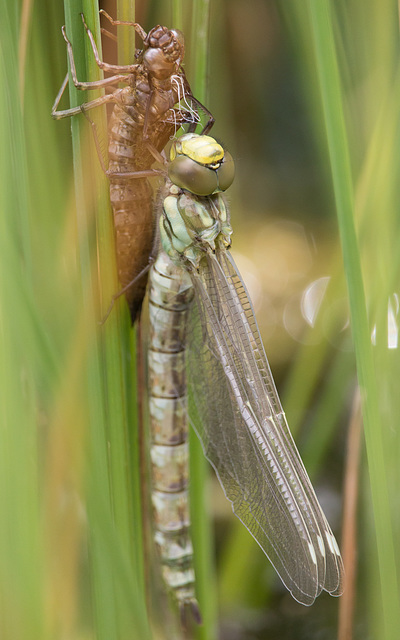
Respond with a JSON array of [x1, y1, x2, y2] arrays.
[[148, 251, 201, 621]]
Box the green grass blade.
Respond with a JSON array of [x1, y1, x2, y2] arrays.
[[191, 0, 211, 107], [117, 0, 136, 63], [58, 1, 150, 637], [0, 6, 44, 639], [172, 0, 183, 31], [187, 3, 218, 639], [308, 2, 400, 639]]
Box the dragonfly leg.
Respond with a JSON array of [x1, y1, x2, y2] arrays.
[[80, 13, 138, 73], [80, 108, 108, 173], [106, 168, 165, 179], [100, 27, 117, 43], [61, 26, 131, 90], [142, 84, 155, 141], [100, 257, 155, 325], [99, 9, 147, 41], [80, 108, 167, 177], [51, 83, 116, 119], [180, 601, 202, 632], [178, 69, 215, 134], [145, 142, 167, 165], [132, 88, 169, 166], [188, 95, 215, 134], [141, 86, 188, 165]]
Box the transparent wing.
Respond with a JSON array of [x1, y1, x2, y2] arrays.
[[186, 249, 344, 605]]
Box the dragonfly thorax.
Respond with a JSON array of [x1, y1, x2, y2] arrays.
[[161, 183, 232, 268]]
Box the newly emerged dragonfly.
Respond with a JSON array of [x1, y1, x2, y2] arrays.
[[52, 11, 213, 322], [148, 134, 344, 620]]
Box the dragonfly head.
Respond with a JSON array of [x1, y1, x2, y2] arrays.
[[168, 133, 235, 196]]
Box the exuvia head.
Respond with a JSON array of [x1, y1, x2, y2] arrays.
[[168, 133, 235, 196], [143, 26, 184, 80]]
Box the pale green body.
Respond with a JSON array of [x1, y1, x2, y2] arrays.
[[148, 134, 343, 620], [148, 250, 195, 609], [148, 179, 232, 617]]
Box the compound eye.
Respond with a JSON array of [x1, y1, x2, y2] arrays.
[[217, 152, 235, 191], [168, 156, 218, 196]]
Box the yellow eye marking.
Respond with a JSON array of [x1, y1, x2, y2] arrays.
[[171, 133, 224, 165]]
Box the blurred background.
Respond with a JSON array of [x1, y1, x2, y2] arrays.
[[1, 0, 399, 639]]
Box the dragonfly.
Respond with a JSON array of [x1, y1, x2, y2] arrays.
[[148, 133, 344, 621], [52, 11, 213, 322]]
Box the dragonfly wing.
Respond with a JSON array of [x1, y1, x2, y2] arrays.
[[186, 250, 343, 605], [218, 251, 344, 596]]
